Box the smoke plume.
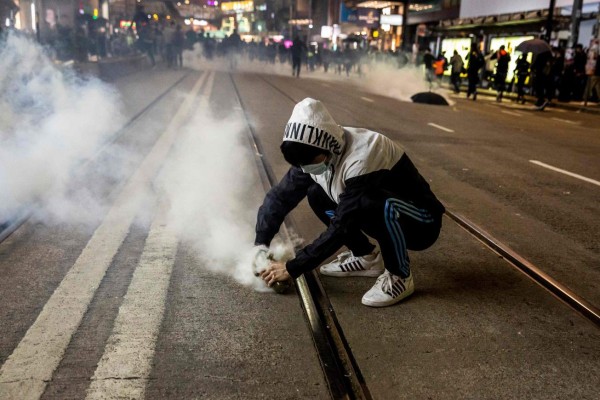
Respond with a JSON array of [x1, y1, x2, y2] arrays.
[[0, 33, 125, 226]]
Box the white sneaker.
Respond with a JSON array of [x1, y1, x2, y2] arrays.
[[361, 271, 414, 307], [319, 250, 384, 277]]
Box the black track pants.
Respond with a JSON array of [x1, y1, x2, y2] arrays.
[[307, 184, 442, 278]]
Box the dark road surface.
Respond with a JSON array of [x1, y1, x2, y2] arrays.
[[1, 67, 598, 399]]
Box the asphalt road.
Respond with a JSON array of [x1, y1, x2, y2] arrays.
[[0, 66, 598, 399]]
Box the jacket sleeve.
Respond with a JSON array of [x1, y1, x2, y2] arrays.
[[254, 167, 314, 247], [285, 177, 368, 279]]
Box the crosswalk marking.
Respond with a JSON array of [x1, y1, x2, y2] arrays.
[[85, 71, 215, 400], [85, 207, 178, 400], [0, 72, 209, 400]]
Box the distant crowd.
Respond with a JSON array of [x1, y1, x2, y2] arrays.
[[5, 14, 598, 108], [420, 42, 600, 108]]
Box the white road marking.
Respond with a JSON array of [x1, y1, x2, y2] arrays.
[[0, 72, 209, 400], [321, 83, 331, 87], [551, 117, 579, 125], [501, 110, 523, 117], [85, 208, 178, 400], [85, 72, 216, 400], [427, 122, 455, 133], [361, 96, 374, 103], [530, 160, 600, 187]]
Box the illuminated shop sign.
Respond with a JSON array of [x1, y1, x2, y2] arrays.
[[289, 19, 312, 25], [380, 14, 403, 26], [221, 1, 254, 13], [358, 8, 380, 27], [119, 20, 136, 29]]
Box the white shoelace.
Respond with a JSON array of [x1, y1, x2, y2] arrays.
[[375, 271, 394, 294], [335, 250, 353, 264]]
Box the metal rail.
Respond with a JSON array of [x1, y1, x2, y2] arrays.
[[445, 210, 600, 328], [229, 73, 372, 400], [0, 210, 32, 244]]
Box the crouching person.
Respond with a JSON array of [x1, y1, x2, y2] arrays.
[[254, 98, 445, 307]]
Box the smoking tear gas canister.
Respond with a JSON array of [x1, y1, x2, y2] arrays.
[[253, 247, 292, 294], [272, 279, 292, 294]]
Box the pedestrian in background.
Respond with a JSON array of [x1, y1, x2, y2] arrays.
[[253, 98, 444, 307], [433, 51, 447, 87], [162, 22, 175, 67], [422, 48, 435, 86], [549, 47, 564, 103], [492, 45, 511, 102], [321, 46, 331, 73], [483, 49, 496, 87], [466, 48, 484, 100], [514, 54, 530, 104], [138, 23, 155, 67], [584, 40, 600, 105], [154, 25, 163, 63], [450, 50, 464, 93], [291, 36, 306, 78], [573, 44, 587, 100], [532, 51, 553, 110], [173, 25, 184, 68]]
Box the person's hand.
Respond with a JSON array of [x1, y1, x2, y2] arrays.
[[259, 261, 291, 287], [251, 245, 269, 276]]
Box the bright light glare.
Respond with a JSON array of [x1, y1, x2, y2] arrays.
[[31, 4, 36, 30]]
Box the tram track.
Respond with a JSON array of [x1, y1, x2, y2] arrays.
[[0, 73, 189, 247], [0, 68, 596, 398], [253, 74, 600, 330], [229, 73, 373, 400]]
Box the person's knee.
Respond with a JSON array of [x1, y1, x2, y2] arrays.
[[406, 218, 443, 251]]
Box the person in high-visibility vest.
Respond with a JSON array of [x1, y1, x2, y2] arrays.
[[433, 52, 448, 87]]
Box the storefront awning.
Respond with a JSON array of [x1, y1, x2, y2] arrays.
[[437, 8, 569, 32]]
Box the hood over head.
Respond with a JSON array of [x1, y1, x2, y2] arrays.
[[282, 98, 344, 156]]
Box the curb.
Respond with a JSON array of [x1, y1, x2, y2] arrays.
[[445, 84, 600, 115]]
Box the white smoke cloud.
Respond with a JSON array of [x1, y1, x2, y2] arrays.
[[155, 108, 299, 291], [0, 34, 295, 292], [2, 33, 442, 293], [183, 43, 453, 104], [0, 33, 126, 226]]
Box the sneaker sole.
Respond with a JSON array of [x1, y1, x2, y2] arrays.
[[361, 286, 414, 307], [319, 268, 384, 278]]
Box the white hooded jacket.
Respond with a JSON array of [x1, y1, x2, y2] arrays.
[[255, 98, 444, 278]]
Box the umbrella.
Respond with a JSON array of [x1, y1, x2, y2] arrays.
[[411, 92, 449, 106], [515, 39, 552, 55]]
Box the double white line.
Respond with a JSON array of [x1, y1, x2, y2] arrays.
[[0, 71, 214, 400]]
